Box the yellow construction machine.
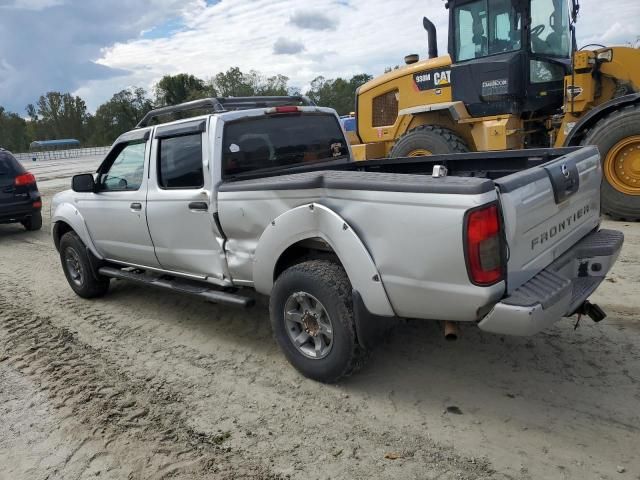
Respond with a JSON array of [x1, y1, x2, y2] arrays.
[[351, 0, 640, 220]]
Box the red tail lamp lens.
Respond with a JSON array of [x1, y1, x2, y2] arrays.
[[465, 204, 503, 285], [15, 172, 36, 187]]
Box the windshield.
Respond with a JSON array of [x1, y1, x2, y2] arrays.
[[530, 0, 571, 57], [454, 0, 522, 61], [222, 113, 348, 178]]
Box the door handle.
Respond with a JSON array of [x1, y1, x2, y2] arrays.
[[130, 202, 142, 211], [188, 201, 209, 211]]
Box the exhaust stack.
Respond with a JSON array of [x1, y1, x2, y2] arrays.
[[423, 16, 438, 59], [443, 321, 459, 341]]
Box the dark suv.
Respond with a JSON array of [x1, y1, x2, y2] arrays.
[[0, 148, 42, 231]]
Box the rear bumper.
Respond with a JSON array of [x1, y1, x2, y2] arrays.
[[478, 229, 623, 336], [0, 200, 41, 224], [0, 206, 40, 224]]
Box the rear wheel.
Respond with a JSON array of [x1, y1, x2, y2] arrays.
[[582, 104, 640, 221], [390, 124, 468, 158], [59, 231, 110, 298], [269, 260, 368, 383], [22, 211, 42, 231]]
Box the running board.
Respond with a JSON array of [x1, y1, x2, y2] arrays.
[[98, 267, 255, 308]]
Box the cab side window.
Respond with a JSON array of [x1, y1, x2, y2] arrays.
[[100, 142, 146, 191], [158, 133, 204, 189]]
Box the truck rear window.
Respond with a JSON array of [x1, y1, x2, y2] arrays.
[[222, 113, 348, 177]]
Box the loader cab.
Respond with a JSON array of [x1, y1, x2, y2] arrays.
[[446, 0, 571, 117]]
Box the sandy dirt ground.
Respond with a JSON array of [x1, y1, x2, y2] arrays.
[[1, 156, 639, 480]]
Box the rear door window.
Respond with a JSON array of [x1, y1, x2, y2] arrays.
[[158, 133, 204, 189], [0, 152, 22, 188], [222, 113, 348, 177]]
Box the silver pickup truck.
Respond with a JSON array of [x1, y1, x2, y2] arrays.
[[52, 96, 623, 382]]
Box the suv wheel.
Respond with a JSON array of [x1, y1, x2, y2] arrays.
[[269, 260, 368, 383], [22, 211, 42, 231], [59, 231, 110, 298]]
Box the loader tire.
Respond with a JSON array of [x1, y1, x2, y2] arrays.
[[390, 124, 469, 158], [582, 104, 640, 221]]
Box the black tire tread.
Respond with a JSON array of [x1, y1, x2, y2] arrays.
[[22, 211, 42, 231], [390, 124, 469, 157], [59, 231, 110, 299], [581, 103, 640, 221], [270, 260, 368, 383]]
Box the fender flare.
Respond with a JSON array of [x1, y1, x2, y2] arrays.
[[398, 100, 470, 121], [252, 203, 395, 317], [564, 93, 640, 146], [52, 203, 103, 259]]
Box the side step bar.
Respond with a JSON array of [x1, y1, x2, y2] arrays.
[[98, 267, 255, 308]]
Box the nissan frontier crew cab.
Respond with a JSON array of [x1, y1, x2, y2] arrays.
[[51, 96, 623, 383]]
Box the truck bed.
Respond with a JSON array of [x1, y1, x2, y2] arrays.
[[220, 146, 585, 185], [220, 145, 602, 301]]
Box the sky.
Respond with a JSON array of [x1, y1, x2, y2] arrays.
[[0, 0, 639, 114]]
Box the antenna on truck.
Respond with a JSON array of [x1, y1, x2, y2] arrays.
[[136, 96, 315, 128]]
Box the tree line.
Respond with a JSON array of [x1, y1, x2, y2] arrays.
[[0, 68, 371, 153]]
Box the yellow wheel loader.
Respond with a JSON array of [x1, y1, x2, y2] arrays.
[[351, 0, 640, 220]]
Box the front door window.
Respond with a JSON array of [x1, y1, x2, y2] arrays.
[[530, 0, 571, 57], [100, 142, 146, 192]]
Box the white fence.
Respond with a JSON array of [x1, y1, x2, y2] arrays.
[[13, 146, 110, 162]]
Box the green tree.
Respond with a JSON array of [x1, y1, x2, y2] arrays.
[[27, 92, 89, 141], [90, 88, 153, 145], [0, 107, 30, 152], [305, 73, 372, 115], [211, 67, 256, 97], [210, 67, 291, 97], [154, 73, 213, 106]]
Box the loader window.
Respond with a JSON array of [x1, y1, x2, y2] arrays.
[[454, 0, 522, 61], [530, 0, 570, 57]]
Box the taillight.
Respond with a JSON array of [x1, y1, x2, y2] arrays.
[[32, 200, 42, 209], [266, 106, 301, 114], [14, 172, 36, 187], [464, 203, 503, 286]]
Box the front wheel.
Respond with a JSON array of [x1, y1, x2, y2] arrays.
[[582, 104, 640, 221], [269, 260, 368, 383], [59, 231, 110, 298]]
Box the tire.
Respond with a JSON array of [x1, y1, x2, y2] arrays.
[[582, 104, 640, 221], [22, 211, 42, 231], [390, 124, 469, 158], [59, 231, 110, 298], [269, 260, 368, 383]]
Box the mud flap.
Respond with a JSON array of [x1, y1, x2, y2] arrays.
[[352, 290, 398, 350]]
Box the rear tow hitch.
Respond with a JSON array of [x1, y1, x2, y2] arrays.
[[575, 301, 607, 324]]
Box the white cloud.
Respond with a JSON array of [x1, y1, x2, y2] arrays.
[[289, 10, 338, 31], [0, 0, 200, 112], [0, 0, 65, 10], [93, 0, 450, 110], [2, 0, 640, 113], [273, 37, 306, 55]]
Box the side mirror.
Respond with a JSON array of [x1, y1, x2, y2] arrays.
[[72, 173, 96, 193]]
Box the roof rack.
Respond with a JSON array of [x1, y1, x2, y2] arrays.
[[136, 95, 315, 128]]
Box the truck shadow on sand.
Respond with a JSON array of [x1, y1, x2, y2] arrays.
[[106, 279, 640, 440]]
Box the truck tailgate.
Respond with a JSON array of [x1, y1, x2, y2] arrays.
[[495, 146, 602, 293]]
